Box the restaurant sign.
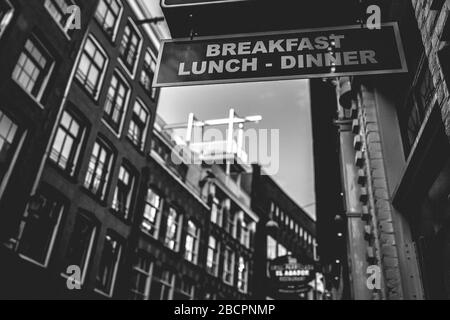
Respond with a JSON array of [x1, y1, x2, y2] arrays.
[[269, 255, 316, 292], [153, 22, 407, 87]]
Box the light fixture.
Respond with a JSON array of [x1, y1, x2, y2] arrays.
[[337, 232, 343, 237], [336, 259, 340, 264]]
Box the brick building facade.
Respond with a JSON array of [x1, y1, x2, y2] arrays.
[[316, 0, 450, 300]]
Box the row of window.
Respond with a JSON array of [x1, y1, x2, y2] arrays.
[[13, 184, 249, 298], [130, 258, 196, 300], [141, 188, 250, 293], [49, 106, 148, 217], [270, 202, 315, 246], [5, 0, 158, 113], [93, 0, 158, 97], [210, 196, 254, 249]]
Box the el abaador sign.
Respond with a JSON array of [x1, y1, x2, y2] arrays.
[[268, 255, 316, 293], [153, 22, 407, 87]]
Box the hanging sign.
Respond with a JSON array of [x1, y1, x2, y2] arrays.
[[268, 255, 316, 293], [153, 22, 407, 87]]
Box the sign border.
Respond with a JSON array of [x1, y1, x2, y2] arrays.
[[161, 0, 251, 9], [152, 22, 407, 88]]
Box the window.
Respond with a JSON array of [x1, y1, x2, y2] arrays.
[[210, 197, 223, 226], [223, 246, 235, 285], [278, 243, 287, 256], [128, 100, 150, 151], [237, 256, 248, 293], [267, 235, 277, 260], [174, 278, 195, 300], [165, 207, 182, 251], [65, 212, 97, 285], [149, 265, 174, 300], [439, 44, 450, 91], [103, 71, 129, 134], [76, 36, 108, 99], [206, 236, 220, 276], [18, 188, 64, 267], [129, 253, 152, 300], [225, 209, 236, 238], [0, 0, 14, 39], [96, 233, 122, 297], [238, 215, 251, 248], [95, 0, 122, 39], [12, 37, 54, 101], [50, 110, 85, 175], [119, 20, 142, 75], [141, 188, 163, 238], [84, 139, 114, 201], [0, 110, 19, 185], [140, 49, 157, 100], [44, 0, 75, 35], [112, 164, 135, 219], [184, 220, 200, 264], [400, 58, 435, 156]]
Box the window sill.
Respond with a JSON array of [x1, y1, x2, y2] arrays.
[[74, 78, 101, 104], [80, 186, 107, 207], [94, 288, 113, 298], [110, 208, 132, 225], [118, 58, 137, 80]]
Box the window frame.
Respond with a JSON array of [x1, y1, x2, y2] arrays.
[[118, 18, 143, 78], [141, 187, 164, 239], [150, 265, 175, 300], [140, 48, 158, 100], [111, 162, 136, 220], [95, 232, 123, 297], [94, 0, 124, 42], [0, 0, 14, 40], [164, 207, 183, 252], [12, 36, 55, 104], [49, 109, 86, 176], [17, 188, 65, 268], [62, 211, 98, 287], [127, 98, 150, 151], [0, 109, 25, 200], [129, 252, 153, 300], [223, 246, 235, 286], [184, 219, 200, 264], [44, 0, 76, 38], [102, 70, 131, 137], [206, 235, 220, 276], [84, 138, 115, 201], [76, 35, 109, 101], [237, 256, 249, 294]]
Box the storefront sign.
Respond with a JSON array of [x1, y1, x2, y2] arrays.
[[153, 23, 407, 87], [268, 256, 315, 291]]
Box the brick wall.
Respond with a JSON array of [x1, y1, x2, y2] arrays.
[[413, 0, 450, 137]]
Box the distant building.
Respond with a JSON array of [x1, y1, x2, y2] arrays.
[[245, 164, 317, 300], [130, 115, 259, 300]]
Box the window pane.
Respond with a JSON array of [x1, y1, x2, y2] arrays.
[[96, 233, 122, 296], [18, 189, 63, 266]]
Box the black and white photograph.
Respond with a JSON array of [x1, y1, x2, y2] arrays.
[[0, 0, 449, 306]]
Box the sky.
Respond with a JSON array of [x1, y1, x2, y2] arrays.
[[137, 0, 317, 219]]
